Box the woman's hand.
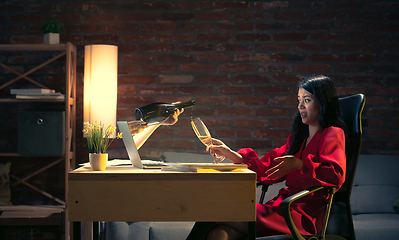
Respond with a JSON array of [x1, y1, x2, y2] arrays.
[[207, 138, 244, 163], [266, 155, 303, 180]]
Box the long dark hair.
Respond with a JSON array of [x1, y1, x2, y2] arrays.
[[287, 75, 346, 155]]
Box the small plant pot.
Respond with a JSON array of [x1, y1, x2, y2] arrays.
[[44, 33, 60, 44], [89, 153, 108, 171]]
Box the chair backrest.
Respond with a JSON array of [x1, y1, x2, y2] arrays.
[[336, 93, 365, 198], [326, 94, 365, 240]]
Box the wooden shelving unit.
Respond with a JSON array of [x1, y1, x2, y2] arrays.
[[0, 43, 76, 239]]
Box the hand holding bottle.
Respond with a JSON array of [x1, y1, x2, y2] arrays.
[[161, 108, 184, 126], [130, 101, 190, 149], [135, 99, 195, 125], [128, 105, 184, 135], [127, 120, 147, 135]]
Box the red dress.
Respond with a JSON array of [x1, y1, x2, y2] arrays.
[[238, 126, 346, 236]]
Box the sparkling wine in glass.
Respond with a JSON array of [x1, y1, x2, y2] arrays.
[[191, 117, 225, 164]]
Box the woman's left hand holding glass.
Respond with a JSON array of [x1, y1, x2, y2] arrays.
[[207, 138, 244, 164], [266, 155, 304, 180]]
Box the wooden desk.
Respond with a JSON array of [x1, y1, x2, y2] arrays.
[[68, 166, 257, 239]]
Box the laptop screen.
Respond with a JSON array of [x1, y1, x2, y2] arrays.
[[117, 121, 143, 169]]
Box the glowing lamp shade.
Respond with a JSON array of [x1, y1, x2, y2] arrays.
[[84, 44, 118, 137]]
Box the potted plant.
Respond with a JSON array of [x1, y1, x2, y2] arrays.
[[41, 16, 63, 44], [83, 121, 122, 170]]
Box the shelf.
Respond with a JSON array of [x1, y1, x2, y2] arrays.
[[0, 43, 76, 239], [0, 99, 65, 103], [0, 152, 64, 157], [0, 205, 65, 215], [0, 44, 67, 51], [0, 205, 64, 228]]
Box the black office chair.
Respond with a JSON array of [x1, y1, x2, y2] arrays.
[[255, 94, 365, 240]]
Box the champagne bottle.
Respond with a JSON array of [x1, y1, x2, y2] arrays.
[[135, 100, 195, 124]]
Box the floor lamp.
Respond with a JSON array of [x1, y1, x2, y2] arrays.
[[83, 44, 118, 137]]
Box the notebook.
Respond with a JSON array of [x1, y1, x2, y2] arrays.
[[117, 121, 168, 169]]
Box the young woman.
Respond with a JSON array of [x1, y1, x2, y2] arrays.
[[187, 75, 347, 240]]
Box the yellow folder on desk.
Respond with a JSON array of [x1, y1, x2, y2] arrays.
[[164, 163, 248, 172]]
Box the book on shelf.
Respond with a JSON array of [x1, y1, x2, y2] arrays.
[[11, 88, 55, 94], [15, 93, 65, 100]]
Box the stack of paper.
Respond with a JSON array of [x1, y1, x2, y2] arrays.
[[11, 88, 65, 100]]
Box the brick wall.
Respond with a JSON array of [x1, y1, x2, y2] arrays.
[[1, 0, 398, 166]]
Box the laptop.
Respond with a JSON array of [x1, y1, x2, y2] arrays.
[[117, 121, 168, 169]]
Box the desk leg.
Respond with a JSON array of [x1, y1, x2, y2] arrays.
[[73, 222, 81, 240], [93, 222, 99, 240], [248, 221, 256, 240]]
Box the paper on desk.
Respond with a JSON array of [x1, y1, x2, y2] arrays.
[[79, 159, 167, 167], [79, 159, 131, 167]]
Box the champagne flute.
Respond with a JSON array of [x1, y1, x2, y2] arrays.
[[191, 117, 225, 164]]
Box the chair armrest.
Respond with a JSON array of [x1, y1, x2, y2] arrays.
[[280, 186, 336, 240]]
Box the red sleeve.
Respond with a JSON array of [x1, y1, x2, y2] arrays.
[[299, 127, 346, 189], [238, 135, 291, 184]]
